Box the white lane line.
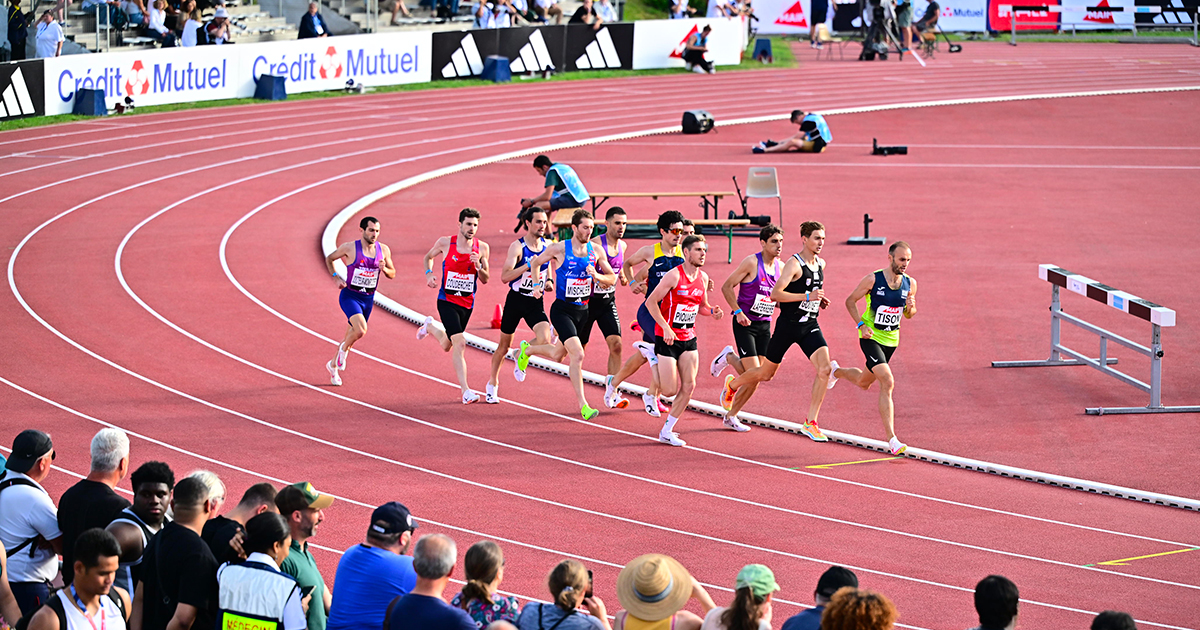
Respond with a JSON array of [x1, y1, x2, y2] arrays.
[[550, 160, 1200, 170]]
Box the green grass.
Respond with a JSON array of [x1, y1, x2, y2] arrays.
[[0, 36, 794, 132]]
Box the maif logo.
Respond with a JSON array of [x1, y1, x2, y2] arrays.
[[670, 25, 699, 58], [320, 46, 343, 79], [1085, 0, 1114, 22], [774, 1, 808, 27], [125, 60, 150, 96]]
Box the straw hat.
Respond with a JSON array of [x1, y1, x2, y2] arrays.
[[615, 554, 693, 621]]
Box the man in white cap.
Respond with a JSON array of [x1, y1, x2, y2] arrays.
[[205, 6, 231, 44], [614, 554, 715, 628]]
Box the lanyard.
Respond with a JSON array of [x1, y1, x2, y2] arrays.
[[69, 585, 106, 630]]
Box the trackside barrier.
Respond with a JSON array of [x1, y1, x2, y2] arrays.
[[992, 264, 1200, 415], [998, 5, 1178, 44]]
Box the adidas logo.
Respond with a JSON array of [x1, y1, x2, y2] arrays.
[[0, 69, 36, 120], [574, 27, 622, 70], [440, 33, 485, 79], [508, 29, 555, 74], [439, 30, 557, 78]]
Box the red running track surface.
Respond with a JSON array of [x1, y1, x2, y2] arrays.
[[1, 42, 1198, 629]]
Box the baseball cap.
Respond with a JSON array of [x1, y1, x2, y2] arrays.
[[6, 430, 53, 474], [736, 564, 780, 599], [370, 502, 418, 535], [275, 481, 334, 515], [815, 566, 859, 599]]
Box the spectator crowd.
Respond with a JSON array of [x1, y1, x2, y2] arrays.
[[0, 428, 1144, 630]]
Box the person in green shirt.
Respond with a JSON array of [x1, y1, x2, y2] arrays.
[[276, 482, 335, 630]]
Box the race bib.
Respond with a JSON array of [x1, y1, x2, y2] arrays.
[[750, 293, 776, 317], [874, 305, 902, 328], [565, 276, 593, 299], [515, 272, 538, 293], [800, 299, 820, 314], [672, 303, 699, 327], [445, 270, 476, 294], [593, 280, 616, 295], [349, 266, 378, 289]]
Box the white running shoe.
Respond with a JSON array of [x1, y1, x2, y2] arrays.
[[642, 393, 661, 418], [827, 360, 840, 390], [710, 345, 733, 378], [416, 316, 432, 340], [326, 361, 342, 386], [462, 390, 480, 405], [485, 383, 500, 404], [659, 432, 687, 446], [723, 414, 751, 432], [889, 436, 908, 456], [336, 347, 347, 371], [605, 391, 629, 409], [632, 340, 656, 363]]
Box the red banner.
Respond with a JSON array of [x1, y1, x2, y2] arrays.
[[988, 0, 1059, 29]]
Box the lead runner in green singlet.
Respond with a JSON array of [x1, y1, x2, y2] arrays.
[[833, 241, 918, 456]]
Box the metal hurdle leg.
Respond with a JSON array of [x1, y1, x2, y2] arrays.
[[992, 285, 1119, 369], [1087, 324, 1200, 415]]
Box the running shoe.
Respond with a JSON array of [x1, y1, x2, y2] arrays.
[[485, 383, 500, 404], [827, 360, 840, 390], [720, 374, 737, 411], [326, 360, 342, 386], [800, 420, 829, 443], [642, 393, 661, 418], [752, 143, 766, 154], [336, 346, 347, 371], [516, 340, 532, 373], [416, 315, 432, 340], [657, 397, 672, 415], [462, 390, 480, 404], [710, 344, 733, 378], [764, 140, 779, 148], [605, 392, 629, 409], [658, 432, 687, 446], [581, 404, 599, 420], [632, 340, 656, 363], [723, 414, 751, 432], [889, 437, 908, 456]]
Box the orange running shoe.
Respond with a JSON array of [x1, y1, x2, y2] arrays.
[[800, 420, 828, 442], [720, 374, 737, 411]]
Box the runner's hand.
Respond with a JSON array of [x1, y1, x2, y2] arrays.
[[585, 264, 597, 278], [545, 278, 555, 292], [813, 288, 826, 302], [860, 325, 873, 340], [426, 274, 439, 289], [662, 327, 677, 344], [618, 274, 629, 286], [532, 287, 544, 300], [711, 305, 723, 320], [820, 296, 830, 309], [631, 280, 647, 295], [707, 277, 715, 291], [469, 252, 482, 268], [906, 292, 916, 309], [335, 277, 346, 290], [736, 312, 750, 326]]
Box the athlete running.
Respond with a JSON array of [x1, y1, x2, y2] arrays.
[[647, 235, 723, 446], [486, 208, 556, 404], [720, 221, 837, 439], [584, 207, 631, 409], [324, 216, 396, 386], [514, 210, 617, 420], [710, 225, 785, 402], [418, 208, 491, 403], [608, 210, 686, 418], [832, 241, 917, 455]]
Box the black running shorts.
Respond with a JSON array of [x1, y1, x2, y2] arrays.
[[500, 290, 548, 335], [732, 319, 771, 359], [764, 321, 827, 365], [550, 300, 589, 342], [437, 299, 473, 338], [581, 293, 621, 346], [654, 336, 698, 361], [860, 337, 897, 371]]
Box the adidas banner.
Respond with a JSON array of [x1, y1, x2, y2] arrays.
[[432, 30, 501, 79], [564, 24, 634, 71], [498, 26, 568, 75], [1134, 0, 1198, 24], [0, 60, 46, 120]]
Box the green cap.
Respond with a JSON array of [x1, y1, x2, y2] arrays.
[[735, 565, 780, 598]]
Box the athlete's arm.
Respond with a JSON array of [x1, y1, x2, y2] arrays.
[[324, 242, 353, 288], [499, 240, 526, 284], [474, 242, 491, 284], [423, 237, 450, 288], [701, 272, 723, 319], [380, 244, 396, 280], [22, 605, 59, 630], [590, 254, 617, 288], [845, 273, 876, 338], [768, 258, 815, 303], [721, 254, 756, 324], [617, 242, 630, 285], [646, 268, 680, 343], [165, 602, 199, 630], [130, 580, 145, 630], [904, 277, 918, 318], [0, 553, 19, 627], [106, 520, 146, 564], [621, 244, 654, 294]]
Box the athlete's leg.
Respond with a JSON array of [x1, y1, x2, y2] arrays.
[[604, 334, 623, 376], [340, 315, 368, 353], [427, 321, 453, 352], [610, 351, 647, 391], [806, 346, 833, 425], [489, 332, 514, 387], [727, 360, 780, 416], [532, 320, 555, 345], [450, 333, 471, 395], [656, 356, 680, 399], [563, 336, 589, 408], [871, 363, 897, 440], [526, 339, 568, 362], [765, 135, 804, 153], [669, 351, 699, 418], [834, 365, 876, 390], [735, 354, 759, 375]]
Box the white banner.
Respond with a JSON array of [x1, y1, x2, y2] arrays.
[[913, 0, 988, 30], [754, 0, 813, 34], [631, 18, 745, 69], [43, 31, 431, 115], [1060, 0, 1135, 29]]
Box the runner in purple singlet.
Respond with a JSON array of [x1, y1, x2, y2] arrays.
[[324, 216, 396, 386], [585, 207, 631, 409]]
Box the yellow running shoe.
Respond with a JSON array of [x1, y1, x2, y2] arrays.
[[800, 420, 828, 442], [581, 404, 599, 421]]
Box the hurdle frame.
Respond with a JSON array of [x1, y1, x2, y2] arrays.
[[997, 5, 1194, 46], [992, 264, 1200, 415]]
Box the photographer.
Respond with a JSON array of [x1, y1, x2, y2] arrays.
[[895, 0, 912, 53], [752, 109, 831, 154], [682, 24, 714, 74]]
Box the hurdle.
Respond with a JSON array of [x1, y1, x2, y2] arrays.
[[998, 5, 1175, 46], [992, 264, 1200, 415]]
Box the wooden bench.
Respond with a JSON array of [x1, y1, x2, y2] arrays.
[[551, 211, 750, 263], [587, 191, 737, 220]]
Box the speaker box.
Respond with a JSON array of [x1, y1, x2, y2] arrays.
[[682, 110, 714, 134]]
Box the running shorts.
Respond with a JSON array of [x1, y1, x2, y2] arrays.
[[654, 336, 698, 360], [732, 319, 771, 359], [765, 321, 827, 365], [437, 299, 473, 338], [860, 337, 897, 371], [550, 300, 590, 342], [636, 303, 656, 344], [581, 293, 621, 346], [339, 288, 374, 322], [500, 290, 548, 335]]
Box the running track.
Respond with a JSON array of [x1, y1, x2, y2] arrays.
[[2, 43, 1199, 629]]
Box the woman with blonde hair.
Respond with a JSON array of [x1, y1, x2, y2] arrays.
[[451, 541, 520, 629], [517, 559, 611, 630], [819, 587, 897, 630], [700, 565, 777, 630], [614, 554, 715, 630]]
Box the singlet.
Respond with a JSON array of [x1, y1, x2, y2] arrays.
[[56, 586, 128, 630], [616, 611, 676, 630], [509, 237, 550, 295], [645, 243, 684, 300], [344, 240, 383, 295], [801, 113, 833, 143], [109, 508, 166, 595], [656, 266, 706, 342], [736, 253, 782, 322], [860, 269, 912, 348], [438, 235, 480, 309], [547, 163, 590, 203], [778, 254, 823, 325], [592, 234, 623, 298], [556, 241, 598, 306]]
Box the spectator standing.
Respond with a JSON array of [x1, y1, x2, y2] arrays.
[[33, 11, 60, 58], [450, 541, 519, 629], [701, 564, 778, 630], [0, 430, 63, 617], [327, 502, 419, 630], [594, 0, 616, 23], [7, 0, 29, 61], [202, 482, 277, 568], [187, 470, 226, 520], [276, 482, 334, 630], [385, 534, 475, 630], [706, 0, 731, 17], [820, 587, 896, 630], [1092, 611, 1137, 630], [613, 554, 713, 630], [106, 462, 174, 596], [967, 575, 1018, 630], [517, 559, 610, 630], [780, 566, 858, 630], [216, 512, 306, 630], [130, 476, 220, 630], [682, 24, 714, 74], [670, 0, 696, 18], [298, 1, 327, 37], [179, 7, 200, 45], [58, 429, 131, 587], [568, 0, 601, 27], [24, 529, 132, 630]]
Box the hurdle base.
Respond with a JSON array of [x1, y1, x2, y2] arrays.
[[1087, 405, 1200, 415], [991, 358, 1119, 368], [847, 236, 886, 246]]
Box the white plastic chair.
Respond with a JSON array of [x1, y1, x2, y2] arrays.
[[745, 167, 783, 228]]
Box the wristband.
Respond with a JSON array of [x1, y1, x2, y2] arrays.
[[425, 269, 433, 275], [732, 308, 743, 316], [331, 273, 338, 278], [805, 291, 811, 301], [856, 321, 866, 329]]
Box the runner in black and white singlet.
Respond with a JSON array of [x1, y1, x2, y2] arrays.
[[486, 208, 556, 404], [418, 208, 491, 404], [105, 462, 172, 596], [720, 221, 840, 440], [585, 207, 630, 409], [833, 241, 918, 455], [324, 216, 396, 387]]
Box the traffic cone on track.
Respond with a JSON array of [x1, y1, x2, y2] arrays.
[[491, 304, 503, 329]]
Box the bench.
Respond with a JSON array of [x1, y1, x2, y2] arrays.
[[551, 210, 749, 263], [587, 191, 737, 221]]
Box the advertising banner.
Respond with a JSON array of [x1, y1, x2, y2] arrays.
[[913, 0, 988, 30], [497, 25, 567, 74], [631, 18, 744, 69], [0, 60, 45, 120], [988, 0, 1060, 30], [1134, 0, 1195, 24], [563, 23, 634, 71], [239, 32, 431, 94], [1062, 0, 1134, 29], [753, 0, 813, 34], [432, 30, 501, 79]]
